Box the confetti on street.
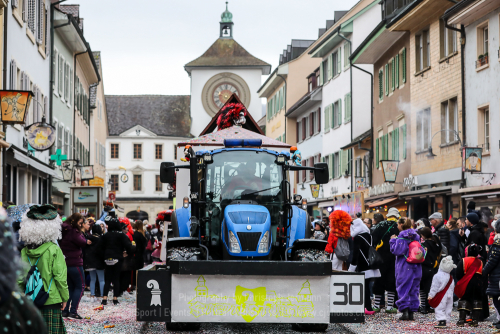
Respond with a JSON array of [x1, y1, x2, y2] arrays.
[[65, 291, 499, 333]]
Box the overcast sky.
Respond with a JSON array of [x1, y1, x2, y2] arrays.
[[79, 0, 361, 96]]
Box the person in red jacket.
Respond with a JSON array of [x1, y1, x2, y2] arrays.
[[59, 213, 89, 319]]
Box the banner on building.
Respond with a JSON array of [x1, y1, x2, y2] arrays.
[[310, 184, 320, 198], [381, 160, 399, 183], [463, 147, 482, 173], [355, 177, 368, 191]]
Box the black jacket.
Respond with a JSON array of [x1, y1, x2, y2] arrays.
[[449, 228, 463, 264], [96, 231, 135, 261], [435, 222, 450, 251], [132, 231, 147, 270], [371, 220, 399, 267], [83, 233, 105, 270], [465, 224, 488, 261], [422, 238, 442, 270], [351, 232, 376, 273], [483, 239, 500, 296]]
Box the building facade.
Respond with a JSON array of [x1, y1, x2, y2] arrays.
[[389, 0, 463, 219], [105, 95, 191, 221]]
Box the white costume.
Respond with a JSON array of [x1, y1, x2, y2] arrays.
[[429, 256, 456, 322]]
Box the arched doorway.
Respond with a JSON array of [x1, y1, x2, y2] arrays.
[[126, 210, 149, 221]]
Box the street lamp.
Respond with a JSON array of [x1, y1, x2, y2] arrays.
[[426, 129, 463, 160]]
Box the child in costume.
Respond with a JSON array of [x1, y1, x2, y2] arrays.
[[325, 210, 351, 271], [428, 256, 456, 328], [390, 218, 422, 321], [454, 243, 483, 327]]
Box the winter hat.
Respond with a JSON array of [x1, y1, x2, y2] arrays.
[[387, 207, 400, 218], [19, 206, 62, 245], [439, 256, 457, 273], [467, 201, 476, 213], [350, 218, 370, 238], [466, 212, 479, 225], [429, 212, 442, 220]]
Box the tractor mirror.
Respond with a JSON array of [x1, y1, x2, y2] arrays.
[[160, 162, 175, 184], [314, 163, 329, 184]]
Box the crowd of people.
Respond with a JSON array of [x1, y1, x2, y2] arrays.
[[321, 201, 500, 329], [1, 203, 167, 334]]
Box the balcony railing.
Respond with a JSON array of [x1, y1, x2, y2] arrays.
[[476, 55, 489, 68]]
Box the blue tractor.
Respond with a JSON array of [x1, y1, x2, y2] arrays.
[[136, 139, 365, 331]]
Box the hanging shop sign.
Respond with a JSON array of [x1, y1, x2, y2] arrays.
[[463, 147, 482, 173], [61, 160, 75, 181], [81, 165, 94, 180], [381, 160, 400, 183], [403, 174, 418, 192], [108, 191, 116, 202], [25, 122, 56, 151], [355, 177, 368, 192], [310, 184, 320, 198], [120, 173, 129, 183], [0, 90, 33, 124], [50, 149, 67, 166], [368, 183, 395, 197]]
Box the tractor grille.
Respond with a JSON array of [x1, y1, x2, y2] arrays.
[[228, 212, 267, 224], [237, 232, 261, 252]]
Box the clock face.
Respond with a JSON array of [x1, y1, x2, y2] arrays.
[[212, 83, 239, 109]]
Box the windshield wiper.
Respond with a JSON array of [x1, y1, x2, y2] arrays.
[[239, 186, 280, 197]]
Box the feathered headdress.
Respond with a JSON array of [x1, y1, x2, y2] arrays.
[[216, 103, 247, 131]]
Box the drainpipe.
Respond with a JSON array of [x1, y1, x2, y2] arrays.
[[338, 32, 353, 191], [352, 64, 374, 188], [1, 4, 7, 202], [445, 19, 466, 213], [277, 74, 287, 142]]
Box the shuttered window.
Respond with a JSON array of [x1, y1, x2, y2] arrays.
[[402, 124, 407, 159], [391, 58, 395, 92], [317, 108, 321, 133], [395, 54, 400, 89], [337, 47, 342, 75], [344, 93, 351, 122], [36, 0, 43, 43], [297, 120, 301, 142], [27, 0, 35, 34], [344, 42, 350, 68], [309, 113, 314, 137], [402, 48, 407, 83], [324, 105, 330, 132], [319, 62, 324, 86], [376, 138, 379, 168], [385, 64, 389, 96], [327, 53, 333, 80], [58, 55, 64, 96], [337, 99, 342, 127]]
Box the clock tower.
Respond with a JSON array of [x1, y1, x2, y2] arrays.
[[185, 2, 271, 136]]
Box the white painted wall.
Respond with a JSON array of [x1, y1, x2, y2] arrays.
[[190, 68, 263, 136], [463, 8, 500, 187]]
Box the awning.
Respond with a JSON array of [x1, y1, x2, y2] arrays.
[[367, 196, 398, 208], [318, 201, 334, 208], [399, 186, 458, 198], [13, 150, 57, 177], [462, 191, 500, 199]]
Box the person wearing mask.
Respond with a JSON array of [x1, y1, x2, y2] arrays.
[[97, 216, 135, 306], [17, 205, 70, 332], [390, 218, 422, 321], [371, 208, 400, 313], [84, 224, 105, 302], [59, 213, 88, 319], [418, 227, 442, 314], [132, 220, 147, 290], [429, 212, 450, 254], [324, 210, 352, 271], [348, 218, 381, 315]]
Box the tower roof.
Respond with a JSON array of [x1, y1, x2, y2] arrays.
[[221, 2, 233, 23], [184, 38, 271, 74]]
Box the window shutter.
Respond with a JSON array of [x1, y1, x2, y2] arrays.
[[296, 120, 300, 142], [395, 54, 399, 88], [37, 0, 43, 43], [341, 150, 348, 176], [391, 58, 395, 91], [309, 113, 313, 137], [328, 54, 333, 80], [317, 108, 321, 133], [395, 128, 400, 160], [402, 48, 407, 83], [348, 149, 352, 175], [385, 134, 389, 159], [10, 59, 17, 89], [22, 0, 28, 22], [329, 154, 333, 179], [12, 0, 18, 8], [385, 64, 389, 95], [330, 103, 335, 129], [337, 48, 342, 75], [348, 93, 352, 121], [319, 62, 324, 86], [45, 3, 50, 57], [381, 135, 385, 161], [44, 96, 48, 121], [308, 157, 314, 181], [70, 68, 73, 105], [324, 106, 329, 132], [402, 124, 407, 159], [338, 99, 342, 126], [302, 119, 306, 141], [344, 42, 350, 68], [344, 95, 347, 122], [376, 138, 379, 168]]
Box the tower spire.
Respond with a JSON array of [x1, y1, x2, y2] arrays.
[[220, 2, 234, 38]]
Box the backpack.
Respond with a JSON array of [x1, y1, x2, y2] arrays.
[[25, 250, 53, 308], [334, 238, 350, 262], [358, 235, 384, 269], [406, 240, 426, 264]]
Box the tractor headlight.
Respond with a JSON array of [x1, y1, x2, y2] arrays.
[[228, 231, 241, 253], [183, 197, 189, 208], [276, 155, 286, 165], [258, 231, 270, 253], [301, 198, 308, 210], [204, 153, 213, 163]]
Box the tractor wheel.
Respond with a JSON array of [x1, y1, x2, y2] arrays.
[[291, 323, 329, 332], [165, 322, 201, 331]]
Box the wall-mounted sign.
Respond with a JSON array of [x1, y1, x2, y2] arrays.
[[0, 90, 33, 124], [89, 176, 104, 187], [355, 177, 368, 191], [50, 149, 67, 166], [61, 160, 75, 181], [25, 122, 56, 151], [120, 173, 129, 183], [403, 174, 418, 192], [310, 184, 320, 198], [381, 160, 399, 183], [368, 183, 395, 197], [81, 165, 94, 180], [463, 147, 482, 173], [74, 188, 98, 203]]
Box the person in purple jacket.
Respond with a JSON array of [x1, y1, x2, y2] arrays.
[[59, 213, 89, 319], [390, 218, 423, 321]]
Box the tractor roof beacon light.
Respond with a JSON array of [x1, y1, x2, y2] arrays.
[[183, 197, 189, 209], [223, 139, 262, 148], [301, 198, 308, 210]]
